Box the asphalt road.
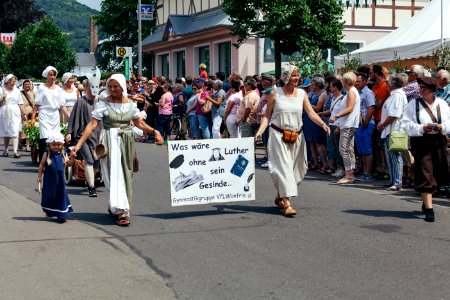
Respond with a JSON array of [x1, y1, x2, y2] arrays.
[[2, 143, 450, 299]]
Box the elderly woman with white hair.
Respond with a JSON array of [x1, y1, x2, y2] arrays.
[[205, 79, 226, 138], [72, 74, 163, 226], [61, 72, 79, 123], [255, 66, 330, 217], [31, 66, 71, 162], [0, 74, 26, 158]]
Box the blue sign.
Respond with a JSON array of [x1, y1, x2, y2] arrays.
[[139, 4, 154, 21]]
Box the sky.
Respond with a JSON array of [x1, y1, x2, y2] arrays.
[[76, 0, 102, 11]]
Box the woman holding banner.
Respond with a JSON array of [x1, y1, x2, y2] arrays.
[[255, 66, 330, 217]]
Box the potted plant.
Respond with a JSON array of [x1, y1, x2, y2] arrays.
[[24, 117, 40, 165]]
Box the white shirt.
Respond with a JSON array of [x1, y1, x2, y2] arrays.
[[339, 86, 360, 129], [380, 88, 407, 139], [35, 84, 66, 139], [329, 94, 343, 127], [401, 97, 450, 136]]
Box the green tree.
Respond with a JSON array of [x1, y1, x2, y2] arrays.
[[222, 0, 344, 78], [94, 0, 157, 75], [0, 42, 10, 73], [0, 0, 45, 32], [7, 17, 77, 78]]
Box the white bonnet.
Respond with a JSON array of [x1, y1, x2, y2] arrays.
[[280, 65, 298, 84], [46, 132, 65, 144], [2, 74, 15, 85], [42, 66, 58, 78], [62, 72, 73, 84], [105, 74, 128, 97]]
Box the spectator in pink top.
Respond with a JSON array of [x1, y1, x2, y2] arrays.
[[156, 83, 173, 142]]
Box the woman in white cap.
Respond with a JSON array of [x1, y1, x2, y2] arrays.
[[61, 72, 79, 123], [72, 74, 163, 226], [255, 66, 330, 217], [31, 66, 70, 162], [0, 74, 26, 158]]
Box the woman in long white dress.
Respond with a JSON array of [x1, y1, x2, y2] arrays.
[[72, 74, 163, 226], [61, 72, 79, 123], [0, 74, 26, 158], [31, 66, 70, 162], [255, 66, 330, 217]]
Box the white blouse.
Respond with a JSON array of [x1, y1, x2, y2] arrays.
[[35, 85, 65, 110], [380, 88, 407, 139], [339, 86, 361, 129], [401, 97, 450, 136], [63, 88, 78, 107], [92, 100, 140, 120]]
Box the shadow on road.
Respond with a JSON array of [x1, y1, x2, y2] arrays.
[[72, 212, 118, 226], [213, 204, 282, 215], [139, 209, 244, 219], [343, 209, 422, 219]]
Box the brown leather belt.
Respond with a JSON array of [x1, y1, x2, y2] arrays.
[[270, 124, 302, 134]]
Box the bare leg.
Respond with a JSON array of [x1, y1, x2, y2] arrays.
[[316, 143, 328, 167], [12, 137, 19, 155], [421, 192, 432, 209], [3, 137, 10, 153]]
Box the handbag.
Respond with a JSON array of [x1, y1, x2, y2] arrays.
[[271, 124, 302, 144], [388, 131, 408, 152], [201, 99, 212, 115]]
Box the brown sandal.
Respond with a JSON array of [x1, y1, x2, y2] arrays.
[[283, 206, 297, 217], [274, 198, 284, 209]]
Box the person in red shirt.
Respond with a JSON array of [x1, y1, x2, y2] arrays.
[[370, 64, 390, 179], [199, 63, 208, 80]]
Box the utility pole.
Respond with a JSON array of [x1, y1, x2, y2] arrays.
[[138, 0, 143, 77]]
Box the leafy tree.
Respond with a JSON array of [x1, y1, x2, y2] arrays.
[[222, 0, 344, 78], [7, 17, 77, 78], [0, 0, 45, 32], [0, 42, 10, 73], [94, 0, 157, 76]]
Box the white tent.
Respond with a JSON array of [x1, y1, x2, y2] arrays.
[[334, 0, 450, 68]]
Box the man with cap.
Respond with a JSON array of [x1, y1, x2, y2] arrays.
[[403, 65, 424, 102], [401, 76, 450, 222], [434, 69, 450, 104]]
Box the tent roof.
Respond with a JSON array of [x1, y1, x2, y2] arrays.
[[335, 0, 450, 67]]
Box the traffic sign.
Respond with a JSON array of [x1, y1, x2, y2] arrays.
[[139, 4, 154, 21], [116, 46, 132, 58]]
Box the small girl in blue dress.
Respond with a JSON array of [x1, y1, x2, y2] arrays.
[[37, 132, 75, 223]]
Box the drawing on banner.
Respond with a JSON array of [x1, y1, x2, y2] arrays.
[[208, 148, 225, 161], [168, 138, 255, 206]]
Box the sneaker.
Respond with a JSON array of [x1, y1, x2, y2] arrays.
[[256, 157, 268, 164], [356, 173, 373, 182], [88, 187, 97, 197], [331, 169, 344, 178], [386, 185, 401, 191], [261, 162, 269, 168]]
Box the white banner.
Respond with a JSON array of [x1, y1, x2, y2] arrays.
[[168, 138, 255, 206]]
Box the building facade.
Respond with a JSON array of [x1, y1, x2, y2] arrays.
[[142, 0, 432, 78]]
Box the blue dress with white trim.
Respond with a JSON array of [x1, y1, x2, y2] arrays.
[[41, 151, 73, 219]]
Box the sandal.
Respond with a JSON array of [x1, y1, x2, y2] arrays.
[[318, 166, 327, 174], [13, 153, 21, 158], [282, 206, 297, 217], [336, 177, 355, 185], [274, 198, 284, 209], [2, 151, 8, 157], [117, 215, 130, 226]]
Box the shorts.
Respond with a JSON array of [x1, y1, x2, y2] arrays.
[[355, 123, 375, 156]]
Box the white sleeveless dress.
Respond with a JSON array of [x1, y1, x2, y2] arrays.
[[267, 87, 308, 198]]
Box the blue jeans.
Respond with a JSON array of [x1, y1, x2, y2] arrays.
[[384, 135, 403, 187], [197, 114, 211, 139], [189, 114, 200, 139]]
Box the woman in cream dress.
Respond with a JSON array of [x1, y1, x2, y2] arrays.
[[255, 66, 330, 217], [72, 74, 163, 226], [0, 74, 26, 158], [61, 72, 79, 123]]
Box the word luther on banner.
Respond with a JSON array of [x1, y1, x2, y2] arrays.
[[168, 138, 255, 207], [139, 4, 154, 21]]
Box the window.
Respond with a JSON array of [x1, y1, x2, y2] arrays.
[[160, 54, 169, 78], [174, 50, 186, 77], [217, 42, 231, 78], [330, 43, 362, 64], [198, 46, 210, 73]]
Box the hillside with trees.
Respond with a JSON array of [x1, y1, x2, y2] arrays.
[[35, 0, 99, 52]]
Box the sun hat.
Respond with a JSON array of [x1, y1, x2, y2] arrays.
[[417, 77, 436, 91], [62, 72, 73, 84], [42, 66, 58, 78], [46, 132, 65, 144]]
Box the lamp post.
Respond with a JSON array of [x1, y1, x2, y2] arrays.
[[138, 0, 143, 77]]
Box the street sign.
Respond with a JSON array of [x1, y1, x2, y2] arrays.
[[116, 46, 132, 58], [139, 4, 154, 21], [124, 57, 130, 80]]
